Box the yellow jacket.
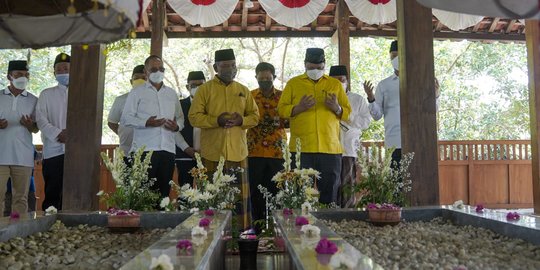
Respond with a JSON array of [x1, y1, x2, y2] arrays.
[[278, 74, 351, 154], [188, 77, 259, 162]]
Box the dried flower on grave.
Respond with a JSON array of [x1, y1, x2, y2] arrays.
[[176, 239, 193, 254], [506, 212, 520, 221], [149, 254, 173, 270], [295, 216, 309, 226], [300, 224, 321, 237], [475, 204, 484, 213], [45, 206, 58, 215], [315, 238, 338, 255], [199, 218, 211, 227]]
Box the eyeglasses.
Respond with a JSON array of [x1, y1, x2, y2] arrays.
[[149, 67, 165, 73]]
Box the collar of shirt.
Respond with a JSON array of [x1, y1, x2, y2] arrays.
[[3, 87, 28, 96], [299, 73, 330, 82], [391, 74, 398, 80], [256, 87, 277, 98], [212, 76, 237, 86], [144, 81, 167, 92]]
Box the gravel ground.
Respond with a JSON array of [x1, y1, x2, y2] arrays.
[[322, 217, 540, 270], [0, 221, 170, 270]]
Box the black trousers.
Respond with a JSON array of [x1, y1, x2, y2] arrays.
[[42, 154, 64, 210], [175, 159, 196, 187], [292, 153, 342, 204], [391, 148, 402, 171], [145, 151, 175, 198], [248, 157, 283, 223]]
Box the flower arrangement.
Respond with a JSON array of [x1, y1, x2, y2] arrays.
[[169, 153, 240, 211], [98, 147, 160, 211], [354, 145, 414, 208], [107, 208, 139, 216], [203, 209, 215, 216], [259, 139, 321, 210]]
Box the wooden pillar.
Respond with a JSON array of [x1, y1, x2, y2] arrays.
[[525, 20, 540, 214], [151, 0, 165, 57], [63, 44, 106, 211], [336, 0, 350, 75], [397, 0, 439, 205]]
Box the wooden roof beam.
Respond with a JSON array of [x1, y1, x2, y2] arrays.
[[506, 19, 517, 33], [489, 18, 500, 32], [241, 1, 248, 30], [265, 14, 271, 30]]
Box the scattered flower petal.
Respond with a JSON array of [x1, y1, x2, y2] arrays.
[[506, 212, 520, 221], [199, 218, 211, 227], [300, 224, 321, 237], [315, 238, 338, 255], [204, 209, 215, 216], [295, 216, 309, 226], [149, 254, 173, 270], [475, 204, 484, 213], [283, 208, 293, 216], [10, 211, 20, 219]]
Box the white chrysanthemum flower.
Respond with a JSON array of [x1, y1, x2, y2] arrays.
[[192, 235, 207, 246], [189, 208, 199, 213], [149, 254, 173, 270], [305, 188, 319, 197], [96, 190, 104, 196], [300, 224, 320, 237], [191, 226, 208, 237], [220, 174, 236, 184], [329, 252, 358, 270], [45, 206, 57, 215], [160, 197, 170, 209], [453, 200, 465, 209], [301, 202, 312, 214], [300, 234, 320, 250]]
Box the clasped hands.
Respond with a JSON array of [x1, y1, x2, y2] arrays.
[[217, 112, 243, 128], [146, 116, 179, 131]]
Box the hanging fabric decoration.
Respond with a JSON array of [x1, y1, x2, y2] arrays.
[[258, 0, 329, 29], [168, 0, 239, 28], [432, 9, 484, 31], [416, 0, 540, 19], [344, 0, 396, 25], [0, 0, 145, 49]]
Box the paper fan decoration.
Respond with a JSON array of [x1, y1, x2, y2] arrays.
[[258, 0, 329, 29], [345, 0, 396, 25], [432, 9, 484, 31], [168, 0, 239, 27]]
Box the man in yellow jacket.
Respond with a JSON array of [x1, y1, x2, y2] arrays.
[[189, 49, 259, 230], [278, 48, 351, 204]]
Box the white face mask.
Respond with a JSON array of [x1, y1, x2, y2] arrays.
[[190, 86, 199, 97], [306, 69, 324, 80], [149, 71, 164, 84], [341, 82, 348, 92], [11, 76, 28, 90], [391, 56, 399, 71]]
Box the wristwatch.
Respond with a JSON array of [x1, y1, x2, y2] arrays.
[[335, 105, 343, 115]]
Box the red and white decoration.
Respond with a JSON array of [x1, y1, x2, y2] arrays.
[[168, 0, 239, 27], [432, 9, 484, 31], [345, 0, 396, 25], [258, 0, 329, 29]]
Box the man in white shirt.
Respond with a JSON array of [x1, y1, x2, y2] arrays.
[[0, 60, 38, 215], [122, 55, 184, 199], [175, 71, 205, 187], [364, 41, 439, 168], [107, 65, 146, 156], [36, 53, 70, 210], [329, 65, 371, 208]]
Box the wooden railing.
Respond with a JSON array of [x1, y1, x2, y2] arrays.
[[32, 141, 534, 210]]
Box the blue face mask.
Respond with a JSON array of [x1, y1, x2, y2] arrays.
[[56, 74, 69, 86]]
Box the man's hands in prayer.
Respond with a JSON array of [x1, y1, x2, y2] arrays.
[[0, 118, 7, 129], [57, 129, 67, 143], [146, 116, 166, 127], [20, 115, 34, 131], [324, 93, 340, 114], [291, 95, 315, 117], [218, 112, 243, 128], [164, 118, 179, 132], [363, 81, 375, 102]]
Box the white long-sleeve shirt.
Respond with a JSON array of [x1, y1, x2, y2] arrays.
[[0, 88, 37, 167], [369, 74, 401, 149], [108, 93, 133, 155], [36, 84, 68, 159], [340, 92, 371, 157], [121, 82, 184, 154]]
